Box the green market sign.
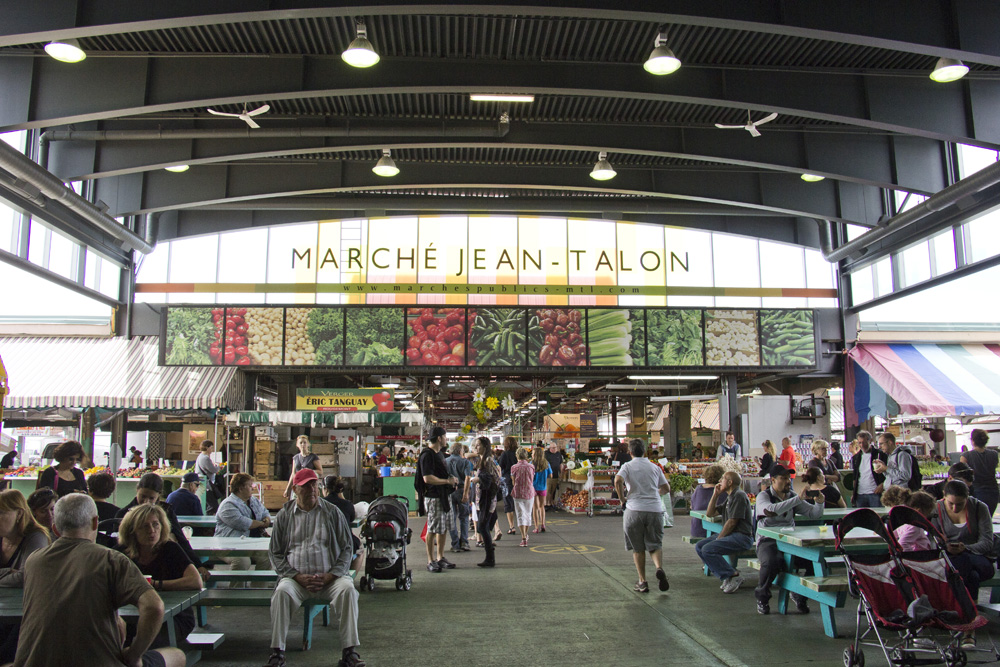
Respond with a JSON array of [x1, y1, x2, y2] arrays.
[[161, 304, 820, 372]]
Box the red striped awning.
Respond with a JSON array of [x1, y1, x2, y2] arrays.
[[0, 336, 244, 411]]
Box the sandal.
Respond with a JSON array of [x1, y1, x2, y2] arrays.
[[507, 529, 515, 535], [532, 528, 539, 534]]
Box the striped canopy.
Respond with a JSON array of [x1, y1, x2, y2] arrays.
[[0, 336, 244, 411], [845, 343, 1000, 426]]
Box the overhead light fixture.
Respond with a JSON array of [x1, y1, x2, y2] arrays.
[[650, 394, 718, 403], [800, 173, 825, 182], [372, 149, 399, 177], [537, 400, 548, 405], [382, 382, 400, 389], [627, 375, 718, 381], [44, 39, 87, 63], [566, 383, 586, 389], [590, 152, 617, 181], [929, 57, 969, 83], [643, 32, 681, 76], [164, 165, 190, 173], [580, 397, 589, 402], [469, 94, 535, 103], [342, 20, 380, 68]]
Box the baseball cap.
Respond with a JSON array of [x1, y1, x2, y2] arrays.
[[291, 468, 319, 486], [182, 472, 200, 484], [429, 426, 447, 441], [770, 464, 791, 478]]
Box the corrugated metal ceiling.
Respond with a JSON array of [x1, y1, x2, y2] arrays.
[[8, 13, 994, 72]]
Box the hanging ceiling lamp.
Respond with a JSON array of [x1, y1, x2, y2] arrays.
[[643, 32, 681, 75], [342, 20, 380, 68], [44, 39, 86, 63], [164, 165, 190, 173], [929, 57, 969, 83], [372, 149, 399, 177], [800, 173, 825, 182], [590, 152, 617, 181]]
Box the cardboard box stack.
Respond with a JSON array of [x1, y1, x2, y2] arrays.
[[254, 426, 278, 481]]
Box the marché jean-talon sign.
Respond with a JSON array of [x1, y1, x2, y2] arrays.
[[136, 216, 837, 306]]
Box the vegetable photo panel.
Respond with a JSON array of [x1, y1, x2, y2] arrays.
[[759, 309, 816, 366], [646, 309, 704, 366], [406, 307, 471, 367], [586, 309, 644, 367], [529, 308, 588, 367], [345, 308, 404, 366], [466, 308, 525, 367], [705, 309, 760, 366]]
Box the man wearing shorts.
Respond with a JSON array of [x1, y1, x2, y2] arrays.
[[418, 426, 459, 573], [614, 438, 671, 593], [544, 442, 565, 509]]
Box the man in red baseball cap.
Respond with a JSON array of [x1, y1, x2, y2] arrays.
[[264, 467, 363, 667]]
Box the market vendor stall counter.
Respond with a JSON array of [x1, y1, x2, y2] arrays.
[[382, 475, 417, 514]]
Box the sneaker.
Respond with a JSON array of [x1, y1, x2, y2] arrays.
[[793, 595, 810, 614], [437, 557, 457, 570], [519, 539, 528, 547], [339, 650, 366, 667], [450, 546, 462, 553], [756, 600, 770, 615], [655, 568, 669, 592], [459, 543, 471, 552], [722, 575, 744, 594], [263, 650, 286, 667], [426, 561, 442, 573], [633, 581, 649, 593]]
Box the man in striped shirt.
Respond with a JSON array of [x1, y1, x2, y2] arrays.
[[265, 468, 362, 667]]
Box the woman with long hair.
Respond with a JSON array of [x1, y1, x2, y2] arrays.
[[759, 440, 776, 478], [531, 446, 551, 532], [118, 503, 201, 646], [26, 488, 56, 535], [802, 466, 846, 508], [470, 436, 501, 567], [0, 490, 50, 662], [961, 429, 999, 518], [510, 448, 536, 546], [497, 436, 519, 535]]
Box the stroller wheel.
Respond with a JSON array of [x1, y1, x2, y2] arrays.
[[402, 574, 412, 590], [843, 646, 864, 667], [944, 648, 966, 667], [395, 578, 404, 591], [358, 575, 367, 591], [366, 576, 376, 592]]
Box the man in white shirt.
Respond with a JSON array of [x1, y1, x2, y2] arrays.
[[614, 439, 671, 594], [850, 430, 887, 508], [717, 432, 742, 460]]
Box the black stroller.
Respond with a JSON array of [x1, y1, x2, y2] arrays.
[[359, 495, 412, 592]]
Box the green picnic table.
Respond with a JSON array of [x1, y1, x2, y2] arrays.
[[0, 588, 205, 647], [755, 524, 886, 638], [691, 506, 886, 529]]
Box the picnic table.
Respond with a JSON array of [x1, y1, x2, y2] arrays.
[[755, 524, 886, 638], [189, 536, 271, 557], [0, 588, 205, 647], [179, 516, 361, 529], [691, 506, 886, 532]]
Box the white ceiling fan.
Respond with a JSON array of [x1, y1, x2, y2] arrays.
[[206, 103, 271, 129], [715, 110, 778, 138]]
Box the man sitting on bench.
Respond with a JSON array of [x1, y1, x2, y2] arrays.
[[264, 468, 363, 667], [695, 471, 754, 594], [754, 464, 822, 616]]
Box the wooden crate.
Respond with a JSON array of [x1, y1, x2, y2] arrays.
[[254, 451, 276, 465], [316, 455, 337, 468], [256, 481, 288, 510], [311, 443, 335, 455], [255, 440, 277, 453], [254, 471, 274, 481]]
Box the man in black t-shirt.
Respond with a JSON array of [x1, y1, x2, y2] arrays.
[[417, 427, 458, 573]]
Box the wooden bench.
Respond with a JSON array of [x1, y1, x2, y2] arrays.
[[196, 570, 356, 650], [681, 536, 704, 545], [979, 573, 1000, 604], [696, 547, 756, 577]]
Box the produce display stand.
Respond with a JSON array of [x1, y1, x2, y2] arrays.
[[587, 468, 621, 517], [3, 471, 203, 507]]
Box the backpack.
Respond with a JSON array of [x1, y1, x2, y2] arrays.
[[413, 447, 430, 516], [903, 449, 923, 491]]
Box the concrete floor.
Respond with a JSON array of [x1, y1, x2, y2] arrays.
[[196, 510, 1000, 667]]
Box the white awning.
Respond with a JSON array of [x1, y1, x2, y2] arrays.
[[0, 336, 244, 411]]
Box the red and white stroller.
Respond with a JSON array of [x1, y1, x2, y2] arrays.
[[837, 506, 997, 667]]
